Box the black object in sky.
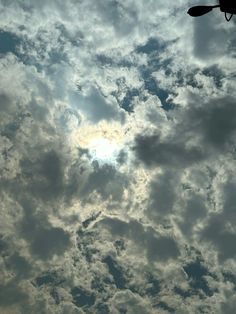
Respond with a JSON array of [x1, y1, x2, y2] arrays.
[[188, 0, 236, 21]]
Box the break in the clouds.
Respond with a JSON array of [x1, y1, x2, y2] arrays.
[[0, 0, 236, 313]]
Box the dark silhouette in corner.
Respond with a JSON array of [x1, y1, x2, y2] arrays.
[[188, 0, 236, 21]]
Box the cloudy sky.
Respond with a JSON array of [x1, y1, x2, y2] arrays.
[[0, 0, 236, 313]]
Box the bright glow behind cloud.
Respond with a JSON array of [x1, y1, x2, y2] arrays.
[[70, 121, 127, 166], [89, 137, 120, 165]]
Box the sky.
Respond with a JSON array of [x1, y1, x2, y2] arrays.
[[0, 0, 236, 313]]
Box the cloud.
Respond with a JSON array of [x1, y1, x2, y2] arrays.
[[180, 96, 236, 149], [19, 199, 71, 260], [109, 290, 153, 314], [133, 126, 206, 169], [221, 294, 236, 314], [146, 170, 179, 220], [70, 86, 125, 123], [200, 213, 236, 262], [80, 162, 128, 202], [0, 281, 29, 309], [0, 0, 236, 313], [98, 217, 180, 263]]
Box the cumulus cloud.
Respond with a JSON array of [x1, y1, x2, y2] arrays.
[[0, 0, 236, 312]]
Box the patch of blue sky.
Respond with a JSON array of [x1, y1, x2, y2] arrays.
[[136, 38, 175, 111], [0, 30, 21, 57]]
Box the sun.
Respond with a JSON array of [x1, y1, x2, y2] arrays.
[[70, 121, 125, 166], [89, 138, 120, 165]]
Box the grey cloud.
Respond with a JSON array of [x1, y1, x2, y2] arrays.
[[109, 290, 153, 314], [98, 217, 180, 262], [179, 193, 207, 236], [0, 281, 28, 308], [133, 132, 204, 168], [222, 180, 236, 223], [0, 93, 11, 112], [0, 235, 8, 256], [19, 200, 70, 260], [6, 253, 32, 279], [181, 170, 236, 261], [20, 150, 64, 201], [146, 234, 179, 262], [98, 217, 146, 241], [80, 163, 128, 202], [193, 15, 228, 60], [221, 295, 236, 314], [2, 113, 30, 141], [58, 107, 81, 131], [147, 170, 179, 219], [29, 98, 50, 122], [94, 0, 138, 36], [70, 87, 125, 123], [184, 194, 207, 221], [134, 96, 236, 169], [182, 97, 236, 149], [200, 214, 236, 261], [29, 227, 70, 260]]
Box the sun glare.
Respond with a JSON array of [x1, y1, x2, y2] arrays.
[[70, 121, 127, 166], [89, 138, 119, 165]]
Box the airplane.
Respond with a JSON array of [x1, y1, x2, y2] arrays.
[[188, 0, 236, 21]]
